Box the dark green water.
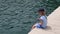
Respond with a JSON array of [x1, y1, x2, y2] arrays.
[[0, 0, 60, 34]]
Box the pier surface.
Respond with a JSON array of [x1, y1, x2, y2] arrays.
[[28, 6, 60, 34]]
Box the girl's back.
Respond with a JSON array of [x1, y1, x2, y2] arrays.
[[40, 15, 47, 28]]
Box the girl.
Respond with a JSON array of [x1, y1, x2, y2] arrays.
[[32, 8, 47, 29]]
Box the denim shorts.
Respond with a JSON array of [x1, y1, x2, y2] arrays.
[[36, 25, 45, 29], [35, 23, 45, 29]]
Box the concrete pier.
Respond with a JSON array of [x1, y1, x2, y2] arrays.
[[28, 6, 60, 34]]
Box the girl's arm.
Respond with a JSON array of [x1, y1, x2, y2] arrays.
[[39, 19, 43, 25], [38, 18, 43, 25]]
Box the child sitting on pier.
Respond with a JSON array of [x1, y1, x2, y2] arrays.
[[32, 8, 47, 29]]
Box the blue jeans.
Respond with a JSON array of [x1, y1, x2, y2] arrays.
[[36, 24, 45, 29]]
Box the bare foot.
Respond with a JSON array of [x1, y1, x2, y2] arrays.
[[32, 26, 36, 30]]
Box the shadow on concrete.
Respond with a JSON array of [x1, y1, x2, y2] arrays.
[[43, 26, 52, 31]]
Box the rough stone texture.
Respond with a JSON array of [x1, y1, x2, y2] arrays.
[[0, 0, 59, 34]]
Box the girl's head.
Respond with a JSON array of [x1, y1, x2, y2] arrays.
[[38, 8, 45, 16]]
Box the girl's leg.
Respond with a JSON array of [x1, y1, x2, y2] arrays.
[[32, 25, 36, 29], [32, 23, 40, 29]]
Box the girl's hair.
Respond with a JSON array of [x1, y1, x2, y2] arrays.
[[38, 8, 45, 15], [38, 8, 45, 12]]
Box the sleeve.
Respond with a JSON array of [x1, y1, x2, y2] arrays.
[[40, 16, 43, 20]]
